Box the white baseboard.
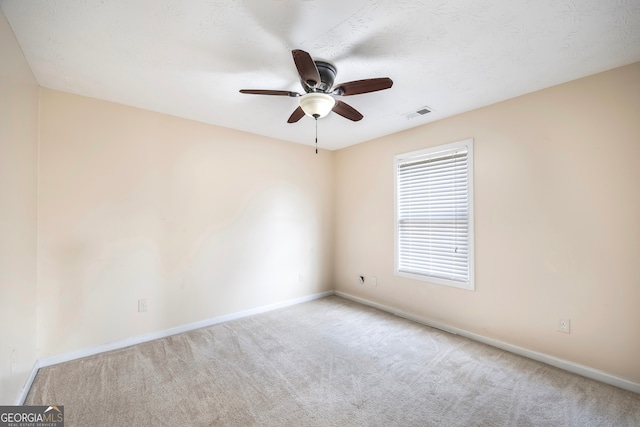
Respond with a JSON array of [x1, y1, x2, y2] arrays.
[[19, 290, 333, 402], [15, 361, 40, 405], [19, 289, 639, 402], [335, 291, 640, 395]]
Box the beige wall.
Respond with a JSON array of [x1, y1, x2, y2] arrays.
[[0, 10, 39, 404], [334, 63, 640, 383], [37, 89, 334, 357]]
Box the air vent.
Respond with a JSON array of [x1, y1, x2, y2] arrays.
[[402, 106, 433, 120]]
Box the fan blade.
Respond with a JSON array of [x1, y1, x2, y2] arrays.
[[287, 106, 306, 123], [332, 101, 363, 121], [292, 49, 320, 87], [333, 77, 393, 96], [240, 89, 300, 97]]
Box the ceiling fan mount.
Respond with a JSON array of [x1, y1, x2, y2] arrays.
[[239, 49, 393, 123], [302, 61, 337, 93]]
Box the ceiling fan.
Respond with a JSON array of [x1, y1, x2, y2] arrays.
[[239, 49, 393, 123]]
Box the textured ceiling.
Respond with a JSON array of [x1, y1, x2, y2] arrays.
[[2, 0, 640, 150]]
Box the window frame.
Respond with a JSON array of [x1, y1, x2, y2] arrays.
[[394, 138, 475, 291]]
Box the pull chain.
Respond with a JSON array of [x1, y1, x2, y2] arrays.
[[315, 117, 318, 154]]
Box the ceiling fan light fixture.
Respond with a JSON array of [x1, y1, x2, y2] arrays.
[[299, 93, 335, 119], [240, 49, 393, 124]]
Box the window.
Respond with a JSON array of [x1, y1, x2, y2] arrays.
[[394, 139, 474, 290]]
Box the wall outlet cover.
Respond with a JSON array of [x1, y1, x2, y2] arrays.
[[558, 318, 570, 333]]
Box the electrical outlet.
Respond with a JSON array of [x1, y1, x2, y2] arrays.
[[138, 298, 148, 313], [558, 318, 570, 334], [371, 277, 377, 286]]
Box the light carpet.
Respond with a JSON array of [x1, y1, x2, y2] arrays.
[[25, 296, 640, 426]]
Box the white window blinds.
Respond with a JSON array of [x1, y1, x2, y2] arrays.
[[395, 139, 474, 290]]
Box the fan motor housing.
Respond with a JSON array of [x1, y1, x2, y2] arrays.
[[303, 61, 337, 93]]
